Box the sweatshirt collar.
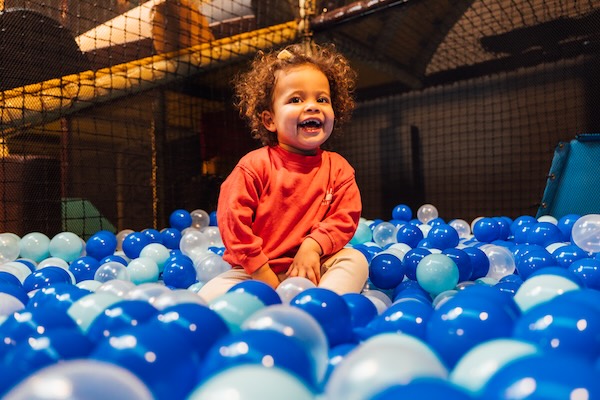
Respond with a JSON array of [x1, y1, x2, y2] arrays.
[[272, 145, 323, 168]]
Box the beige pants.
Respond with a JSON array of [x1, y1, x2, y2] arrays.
[[198, 247, 369, 303]]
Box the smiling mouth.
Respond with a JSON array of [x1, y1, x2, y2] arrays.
[[298, 119, 323, 129]]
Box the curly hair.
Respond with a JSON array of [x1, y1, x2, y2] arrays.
[[233, 42, 357, 147]]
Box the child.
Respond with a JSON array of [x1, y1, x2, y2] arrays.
[[198, 43, 369, 302]]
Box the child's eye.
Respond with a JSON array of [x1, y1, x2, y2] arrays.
[[289, 97, 302, 103], [317, 97, 330, 103]]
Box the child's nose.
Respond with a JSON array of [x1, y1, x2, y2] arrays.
[[304, 100, 320, 112]]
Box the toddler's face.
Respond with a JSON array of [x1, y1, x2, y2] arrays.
[[262, 64, 334, 155]]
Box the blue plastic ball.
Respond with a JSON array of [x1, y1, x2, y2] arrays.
[[142, 228, 162, 244], [100, 254, 128, 266], [121, 232, 151, 259], [513, 223, 533, 244], [91, 322, 200, 400], [26, 283, 90, 311], [552, 244, 588, 268], [513, 295, 600, 360], [148, 303, 229, 359], [0, 271, 22, 287], [228, 280, 282, 306], [557, 288, 600, 313], [426, 287, 519, 367], [167, 250, 193, 264], [209, 246, 225, 256], [510, 215, 537, 235], [366, 298, 433, 341], [493, 217, 512, 240], [290, 288, 354, 347], [369, 252, 405, 290], [402, 247, 431, 280], [391, 204, 412, 221], [0, 282, 28, 306], [0, 307, 78, 358], [23, 267, 72, 292], [392, 280, 432, 303], [352, 244, 381, 264], [160, 228, 182, 250], [162, 259, 197, 289], [427, 224, 460, 250], [427, 217, 446, 227], [462, 247, 490, 280], [69, 256, 101, 283], [86, 300, 158, 343], [341, 293, 378, 328], [481, 353, 600, 399], [3, 328, 92, 377], [169, 209, 193, 231], [209, 211, 218, 226], [442, 248, 473, 283], [526, 222, 563, 247], [370, 377, 473, 400], [85, 231, 117, 261], [352, 244, 375, 264], [557, 213, 580, 242], [199, 329, 317, 390], [460, 284, 521, 320], [396, 224, 424, 248], [568, 258, 600, 290], [472, 218, 501, 243], [494, 280, 521, 295], [499, 274, 523, 284], [515, 248, 556, 280]]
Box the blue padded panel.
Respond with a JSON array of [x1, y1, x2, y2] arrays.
[[537, 134, 600, 219]]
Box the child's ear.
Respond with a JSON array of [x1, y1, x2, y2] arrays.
[[261, 110, 277, 132]]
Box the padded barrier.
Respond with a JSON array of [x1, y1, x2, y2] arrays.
[[537, 133, 600, 219]]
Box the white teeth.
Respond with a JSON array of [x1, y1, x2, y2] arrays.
[[299, 119, 322, 127]]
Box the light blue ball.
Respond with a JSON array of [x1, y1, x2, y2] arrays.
[[416, 253, 459, 296], [139, 243, 170, 273], [18, 232, 51, 262], [127, 257, 160, 285], [49, 232, 84, 263]]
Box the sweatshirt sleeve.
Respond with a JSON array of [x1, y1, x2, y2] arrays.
[[217, 165, 270, 274], [307, 161, 362, 256]]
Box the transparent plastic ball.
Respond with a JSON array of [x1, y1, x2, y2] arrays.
[[191, 209, 211, 230], [94, 261, 131, 283], [179, 229, 209, 259], [417, 204, 439, 224], [372, 222, 398, 248], [571, 214, 600, 253]]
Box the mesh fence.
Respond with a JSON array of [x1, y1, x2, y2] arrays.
[[0, 0, 598, 237]]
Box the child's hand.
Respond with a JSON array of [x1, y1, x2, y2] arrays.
[[286, 238, 323, 285]]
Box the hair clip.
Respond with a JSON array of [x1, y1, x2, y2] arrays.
[[277, 49, 294, 60]]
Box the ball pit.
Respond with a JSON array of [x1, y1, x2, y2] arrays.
[[0, 206, 599, 399]]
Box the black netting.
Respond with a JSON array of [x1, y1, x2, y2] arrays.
[[1, 0, 598, 237]]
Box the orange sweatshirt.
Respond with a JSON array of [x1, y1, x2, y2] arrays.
[[217, 145, 362, 274]]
